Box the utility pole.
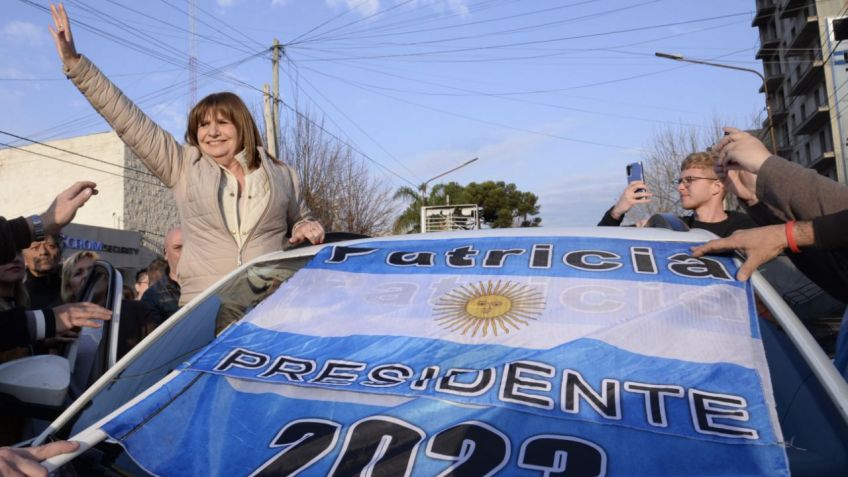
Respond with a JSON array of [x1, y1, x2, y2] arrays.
[[418, 157, 479, 233], [263, 84, 276, 157], [271, 39, 282, 158], [263, 39, 282, 158]]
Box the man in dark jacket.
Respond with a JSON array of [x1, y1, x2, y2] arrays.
[[142, 227, 182, 322], [22, 234, 63, 309]]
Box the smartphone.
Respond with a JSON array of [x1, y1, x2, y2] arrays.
[[626, 162, 646, 193]]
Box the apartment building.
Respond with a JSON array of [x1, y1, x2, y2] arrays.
[[753, 0, 847, 183]]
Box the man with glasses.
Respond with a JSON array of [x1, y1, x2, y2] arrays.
[[22, 234, 64, 309], [598, 151, 756, 237]]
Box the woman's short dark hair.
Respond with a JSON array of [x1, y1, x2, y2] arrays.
[[185, 92, 267, 169]]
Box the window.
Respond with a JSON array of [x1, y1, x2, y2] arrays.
[[54, 253, 313, 440]]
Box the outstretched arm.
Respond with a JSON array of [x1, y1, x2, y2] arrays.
[[40, 181, 98, 236], [691, 222, 815, 281], [48, 3, 80, 69], [713, 127, 771, 175], [47, 3, 184, 187]]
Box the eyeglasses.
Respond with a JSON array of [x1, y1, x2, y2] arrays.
[[674, 176, 719, 186]]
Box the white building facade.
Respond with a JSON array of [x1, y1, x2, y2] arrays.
[[0, 131, 179, 270]]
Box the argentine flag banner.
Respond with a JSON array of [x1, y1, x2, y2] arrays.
[[99, 236, 789, 476]]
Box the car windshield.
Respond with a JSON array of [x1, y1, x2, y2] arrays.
[[50, 236, 848, 477], [54, 253, 312, 443]]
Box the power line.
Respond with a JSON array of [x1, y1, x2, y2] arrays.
[[16, 51, 266, 144], [299, 67, 642, 151], [286, 19, 743, 66], [18, 0, 262, 85], [0, 141, 165, 188], [306, 0, 661, 49], [4, 1, 416, 189], [291, 0, 416, 45], [0, 129, 161, 179], [289, 11, 753, 62], [153, 0, 266, 53], [103, 0, 257, 55], [290, 56, 715, 130], [0, 66, 185, 82], [294, 0, 520, 45], [275, 95, 418, 188], [298, 0, 605, 45], [281, 55, 423, 183]]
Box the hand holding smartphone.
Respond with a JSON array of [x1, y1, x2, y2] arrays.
[[626, 162, 646, 194]]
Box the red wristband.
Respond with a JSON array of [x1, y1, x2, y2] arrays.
[[785, 220, 801, 254]]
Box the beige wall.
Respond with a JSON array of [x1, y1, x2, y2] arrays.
[[0, 131, 126, 228], [122, 148, 180, 253]]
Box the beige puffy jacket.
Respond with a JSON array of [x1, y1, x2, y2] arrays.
[[67, 55, 314, 304]]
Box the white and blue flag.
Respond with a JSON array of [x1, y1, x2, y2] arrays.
[[99, 236, 789, 476]]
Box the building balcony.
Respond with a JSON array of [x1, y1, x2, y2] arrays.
[[752, 1, 777, 27], [760, 70, 785, 93], [770, 103, 789, 124], [756, 36, 781, 60], [788, 59, 824, 96], [780, 0, 809, 19], [810, 151, 835, 174], [794, 105, 830, 135], [786, 16, 819, 56]]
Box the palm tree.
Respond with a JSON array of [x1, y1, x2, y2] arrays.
[[392, 185, 424, 234], [393, 183, 461, 233]]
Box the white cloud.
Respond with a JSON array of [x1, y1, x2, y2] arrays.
[[150, 101, 188, 138], [3, 21, 45, 45], [407, 129, 551, 182], [324, 0, 469, 18], [411, 0, 469, 16], [326, 0, 380, 17]]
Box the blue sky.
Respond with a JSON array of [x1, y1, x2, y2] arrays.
[[0, 0, 765, 227]]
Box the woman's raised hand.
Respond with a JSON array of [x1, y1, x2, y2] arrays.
[[48, 3, 80, 69]]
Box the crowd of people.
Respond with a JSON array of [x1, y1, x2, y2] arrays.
[[599, 126, 848, 377], [0, 4, 332, 473], [0, 2, 846, 475]]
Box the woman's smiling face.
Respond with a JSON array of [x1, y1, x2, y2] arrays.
[[197, 110, 240, 165]]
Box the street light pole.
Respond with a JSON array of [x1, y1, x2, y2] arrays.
[[418, 157, 479, 233], [655, 52, 776, 153]]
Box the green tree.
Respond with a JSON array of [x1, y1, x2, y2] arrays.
[[393, 181, 542, 233], [392, 185, 426, 234]]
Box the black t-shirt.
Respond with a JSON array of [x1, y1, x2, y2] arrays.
[[598, 207, 756, 238], [685, 211, 758, 238]]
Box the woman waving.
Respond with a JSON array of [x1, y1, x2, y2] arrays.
[[49, 3, 325, 305]]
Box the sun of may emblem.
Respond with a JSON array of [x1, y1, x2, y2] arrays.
[[433, 280, 545, 337]]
